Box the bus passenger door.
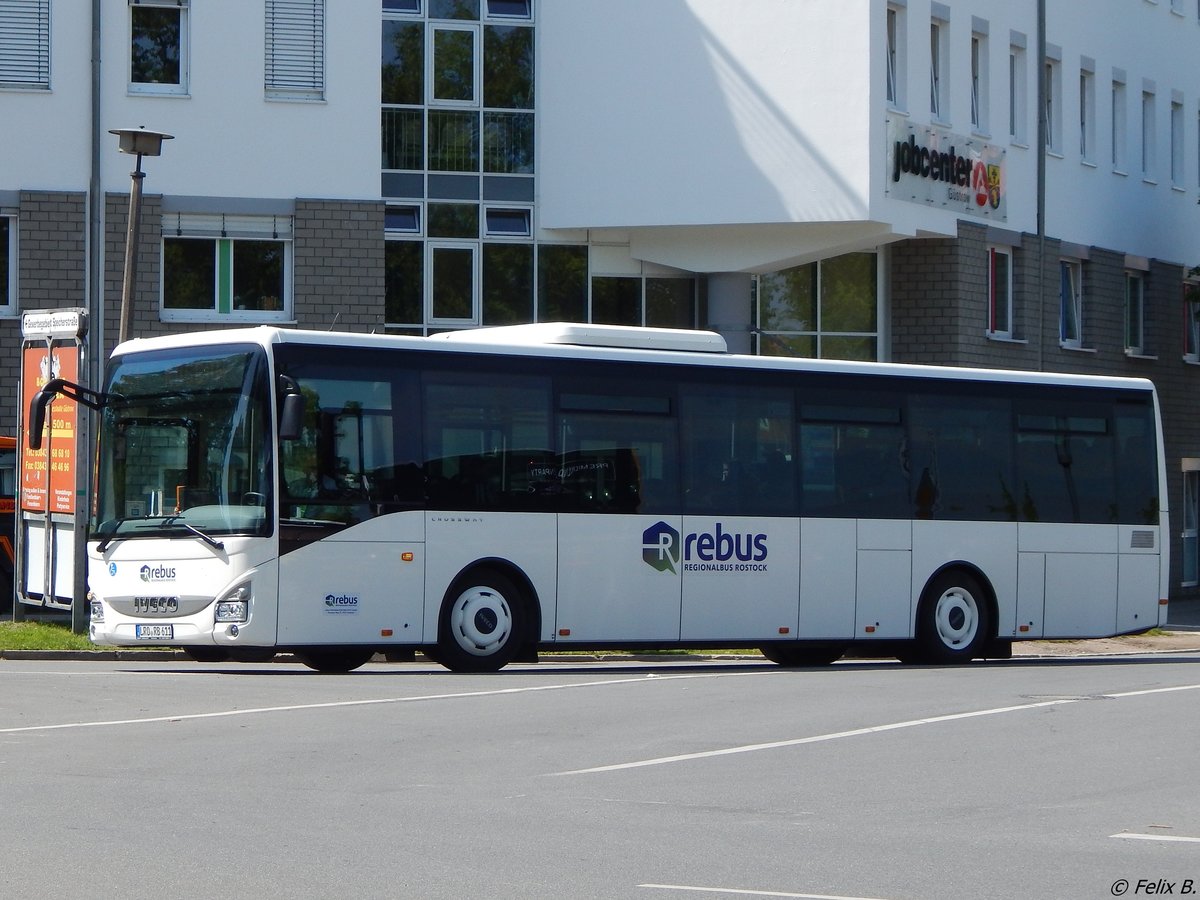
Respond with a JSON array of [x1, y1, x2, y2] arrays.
[[553, 401, 682, 643]]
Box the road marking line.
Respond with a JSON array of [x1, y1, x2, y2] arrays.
[[639, 884, 891, 900], [0, 671, 752, 735], [1104, 683, 1200, 699], [1111, 832, 1200, 843], [554, 681, 1200, 776], [553, 699, 1078, 775]]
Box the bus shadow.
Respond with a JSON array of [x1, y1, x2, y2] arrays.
[[123, 650, 1200, 676]]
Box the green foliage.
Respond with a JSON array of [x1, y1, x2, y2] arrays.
[[0, 622, 97, 651]]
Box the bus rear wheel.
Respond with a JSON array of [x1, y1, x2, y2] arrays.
[[915, 570, 990, 664], [297, 648, 375, 673], [437, 569, 525, 673], [759, 643, 847, 667]]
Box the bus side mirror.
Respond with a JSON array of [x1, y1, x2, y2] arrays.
[[278, 378, 305, 441], [28, 389, 52, 450]]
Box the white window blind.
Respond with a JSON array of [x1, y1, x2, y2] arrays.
[[265, 0, 325, 100], [0, 0, 50, 89]]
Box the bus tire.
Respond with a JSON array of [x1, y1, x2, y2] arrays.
[[437, 569, 525, 673], [915, 569, 990, 664], [759, 643, 847, 667], [297, 648, 375, 673]]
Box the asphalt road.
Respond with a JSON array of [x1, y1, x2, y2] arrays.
[[1, 654, 1198, 900]]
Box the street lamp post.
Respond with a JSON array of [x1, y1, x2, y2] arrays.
[[109, 126, 173, 346]]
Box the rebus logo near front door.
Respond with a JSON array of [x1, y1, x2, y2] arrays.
[[641, 522, 769, 575]]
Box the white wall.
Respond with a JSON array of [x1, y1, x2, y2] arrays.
[[538, 0, 875, 233], [1042, 0, 1200, 264], [1, 2, 380, 202], [0, 13, 93, 191]]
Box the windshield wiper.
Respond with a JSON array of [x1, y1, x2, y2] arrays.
[[162, 516, 225, 551], [95, 520, 126, 554]]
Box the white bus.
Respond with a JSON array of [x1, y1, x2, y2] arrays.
[[32, 323, 1168, 672]]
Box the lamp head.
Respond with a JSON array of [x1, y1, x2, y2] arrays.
[[109, 126, 174, 157]]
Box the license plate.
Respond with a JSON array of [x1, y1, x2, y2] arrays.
[[135, 624, 174, 640]]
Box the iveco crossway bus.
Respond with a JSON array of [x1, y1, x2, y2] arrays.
[[29, 323, 1168, 672]]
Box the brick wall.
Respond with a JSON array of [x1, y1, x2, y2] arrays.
[[293, 199, 385, 331], [0, 192, 88, 433]]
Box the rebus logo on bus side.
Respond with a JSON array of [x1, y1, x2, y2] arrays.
[[642, 522, 769, 575]]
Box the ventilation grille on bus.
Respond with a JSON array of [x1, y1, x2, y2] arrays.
[[1130, 530, 1156, 549]]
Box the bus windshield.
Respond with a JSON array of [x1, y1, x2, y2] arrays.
[[93, 344, 273, 544]]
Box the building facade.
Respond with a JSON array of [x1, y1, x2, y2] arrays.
[[3, 0, 1200, 593]]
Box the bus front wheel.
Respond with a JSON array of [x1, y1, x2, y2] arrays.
[[437, 569, 525, 673], [915, 570, 990, 664]]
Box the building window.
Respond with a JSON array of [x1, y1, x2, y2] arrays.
[[1184, 283, 1200, 361], [970, 32, 987, 132], [0, 216, 15, 315], [1044, 58, 1061, 153], [886, 6, 903, 108], [382, 11, 533, 176], [591, 276, 696, 330], [757, 253, 879, 361], [1142, 89, 1157, 180], [929, 18, 947, 120], [130, 0, 189, 94], [1125, 272, 1146, 354], [1059, 259, 1083, 348], [1112, 77, 1127, 171], [265, 0, 325, 100], [1009, 39, 1027, 143], [1079, 68, 1095, 163], [0, 0, 49, 89], [1184, 469, 1199, 587], [987, 245, 1013, 337], [160, 215, 292, 323], [1171, 98, 1184, 187]]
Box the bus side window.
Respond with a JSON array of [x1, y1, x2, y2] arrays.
[[423, 373, 553, 512], [800, 397, 906, 519], [557, 386, 678, 515], [908, 394, 1015, 521], [681, 383, 794, 517]]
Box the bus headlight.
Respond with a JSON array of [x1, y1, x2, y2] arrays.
[[90, 600, 104, 622], [215, 583, 251, 623]]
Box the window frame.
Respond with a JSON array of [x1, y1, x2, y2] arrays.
[[1142, 88, 1157, 181], [0, 214, 16, 317], [128, 0, 190, 96], [1044, 57, 1062, 154], [1059, 259, 1083, 348], [970, 31, 987, 133], [1009, 40, 1027, 143], [886, 4, 906, 110], [1112, 77, 1128, 172], [929, 18, 948, 121], [1079, 67, 1095, 163], [0, 0, 50, 90], [159, 215, 293, 324], [428, 22, 480, 107], [1184, 282, 1200, 362], [986, 245, 1013, 338], [265, 0, 326, 101], [1125, 272, 1146, 355]]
